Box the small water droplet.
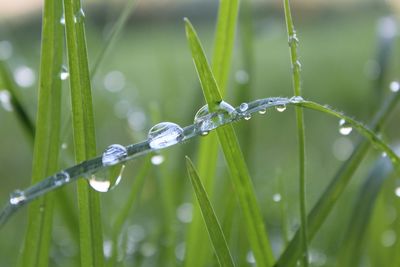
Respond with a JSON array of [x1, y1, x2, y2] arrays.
[[244, 114, 252, 120], [272, 193, 282, 202], [148, 122, 184, 149], [258, 108, 267, 115], [293, 60, 302, 72], [102, 144, 127, 166], [390, 81, 400, 93], [60, 65, 69, 80], [290, 96, 304, 103], [239, 102, 249, 112], [10, 190, 26, 205], [73, 8, 85, 23], [276, 104, 287, 112], [288, 32, 299, 47], [89, 164, 125, 192], [53, 171, 70, 186], [60, 14, 65, 25], [151, 154, 164, 165], [194, 101, 236, 134], [0, 90, 13, 112], [339, 119, 352, 135]]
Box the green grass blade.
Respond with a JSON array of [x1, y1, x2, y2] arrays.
[[185, 1, 238, 266], [282, 0, 308, 265], [185, 157, 235, 267], [18, 0, 63, 266], [275, 92, 400, 266], [0, 61, 35, 141], [91, 0, 137, 78], [63, 1, 104, 266], [185, 18, 275, 267]]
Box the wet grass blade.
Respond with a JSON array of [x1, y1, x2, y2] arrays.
[[186, 157, 235, 267], [185, 1, 239, 266], [185, 18, 275, 267], [275, 91, 400, 266], [18, 0, 63, 266], [63, 1, 104, 266]]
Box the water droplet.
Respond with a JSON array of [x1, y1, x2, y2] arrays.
[[13, 66, 35, 88], [151, 154, 164, 165], [104, 70, 125, 92], [10, 190, 26, 205], [194, 101, 236, 134], [73, 8, 85, 23], [272, 193, 282, 202], [89, 164, 125, 192], [293, 60, 302, 72], [102, 144, 127, 166], [381, 229, 396, 247], [0, 40, 13, 60], [258, 108, 267, 115], [60, 65, 69, 80], [276, 104, 287, 112], [290, 96, 304, 103], [176, 202, 193, 223], [390, 81, 400, 93], [235, 70, 249, 84], [239, 102, 249, 112], [148, 122, 184, 149], [339, 119, 352, 135], [53, 171, 70, 186], [103, 240, 112, 259], [0, 90, 13, 112], [60, 14, 65, 25], [244, 114, 252, 120], [288, 32, 299, 47], [395, 187, 400, 197]]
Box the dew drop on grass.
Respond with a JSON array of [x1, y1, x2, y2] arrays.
[[258, 108, 267, 115], [53, 171, 70, 186], [290, 96, 304, 103], [10, 190, 26, 205], [0, 90, 13, 112], [89, 164, 125, 192], [288, 32, 299, 47], [390, 81, 400, 93], [60, 65, 69, 80], [73, 8, 85, 23], [60, 14, 65, 25], [151, 154, 164, 165], [246, 251, 256, 264], [194, 101, 236, 134], [102, 144, 127, 166], [339, 119, 352, 135], [239, 102, 249, 112], [148, 122, 184, 149], [244, 114, 252, 120], [276, 104, 287, 112]]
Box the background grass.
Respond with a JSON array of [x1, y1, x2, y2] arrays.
[[0, 1, 399, 266]]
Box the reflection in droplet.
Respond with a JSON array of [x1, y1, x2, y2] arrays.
[[102, 144, 127, 166], [290, 96, 304, 103], [104, 70, 125, 92], [73, 8, 85, 23], [339, 119, 352, 135], [390, 81, 400, 93], [151, 154, 164, 165], [148, 122, 184, 149], [0, 90, 13, 112], [13, 66, 36, 88], [194, 101, 236, 134], [239, 102, 249, 112], [10, 190, 26, 205], [89, 165, 125, 192], [176, 203, 193, 223]]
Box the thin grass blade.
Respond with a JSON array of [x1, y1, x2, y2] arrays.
[[18, 0, 63, 266], [63, 1, 104, 266], [186, 157, 235, 267], [185, 18, 275, 267]]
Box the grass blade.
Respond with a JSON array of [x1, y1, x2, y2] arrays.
[[185, 1, 239, 266], [186, 156, 235, 267], [282, 0, 308, 265], [185, 18, 275, 267], [275, 91, 400, 266], [18, 0, 63, 266], [63, 1, 104, 266]]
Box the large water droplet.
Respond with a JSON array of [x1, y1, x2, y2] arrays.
[[239, 102, 249, 112], [73, 8, 85, 23], [53, 171, 70, 186], [276, 104, 287, 112], [390, 81, 400, 93], [60, 65, 69, 80], [102, 144, 127, 166], [10, 190, 26, 205], [290, 96, 304, 103], [293, 60, 302, 72], [148, 122, 183, 149], [89, 164, 125, 192], [339, 119, 352, 135], [0, 90, 13, 112], [194, 101, 236, 134]]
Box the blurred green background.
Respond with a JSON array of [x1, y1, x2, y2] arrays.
[[0, 0, 399, 266]]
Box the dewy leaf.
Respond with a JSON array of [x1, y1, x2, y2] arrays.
[[63, 0, 104, 266], [186, 157, 235, 267], [185, 18, 275, 267], [18, 0, 63, 266]]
